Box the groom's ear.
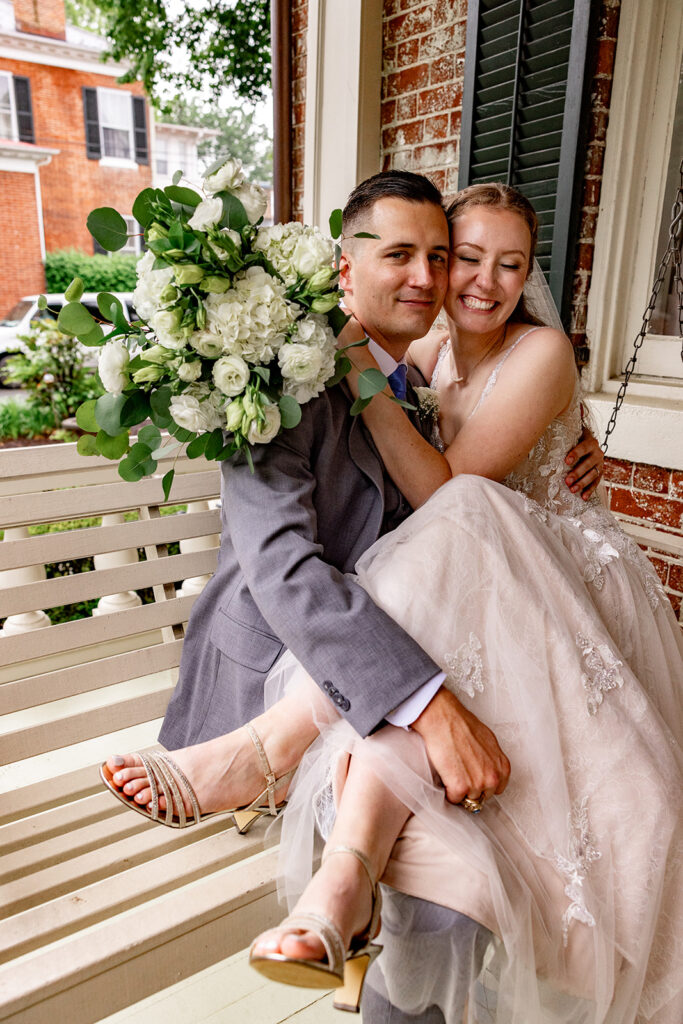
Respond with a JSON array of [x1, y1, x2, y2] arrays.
[[339, 252, 353, 293]]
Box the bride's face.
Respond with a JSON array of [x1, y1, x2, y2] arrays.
[[444, 207, 531, 336]]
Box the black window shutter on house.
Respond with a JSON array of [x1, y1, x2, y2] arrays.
[[458, 0, 598, 322], [132, 96, 149, 165], [12, 76, 34, 143], [83, 87, 101, 159]]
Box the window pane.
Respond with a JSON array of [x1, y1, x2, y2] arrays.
[[0, 75, 11, 108], [103, 126, 131, 159], [0, 111, 12, 139], [98, 89, 131, 129]]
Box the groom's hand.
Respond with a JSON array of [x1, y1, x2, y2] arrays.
[[564, 427, 604, 500], [412, 687, 510, 804]]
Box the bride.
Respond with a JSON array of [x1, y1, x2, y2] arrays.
[[247, 184, 683, 1023]]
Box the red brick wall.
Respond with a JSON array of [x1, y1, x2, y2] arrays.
[[2, 58, 151, 256], [0, 170, 45, 314], [13, 0, 66, 40], [381, 0, 467, 195], [291, 0, 308, 222]]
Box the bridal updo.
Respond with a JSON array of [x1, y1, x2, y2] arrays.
[[445, 183, 543, 325]]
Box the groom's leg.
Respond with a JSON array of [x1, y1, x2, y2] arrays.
[[361, 892, 491, 1023]]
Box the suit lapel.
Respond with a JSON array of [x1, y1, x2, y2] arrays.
[[339, 379, 386, 504]]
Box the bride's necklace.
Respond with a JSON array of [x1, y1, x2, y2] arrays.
[[449, 323, 507, 384]]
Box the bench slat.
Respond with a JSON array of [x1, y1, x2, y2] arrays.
[[0, 511, 220, 572], [0, 641, 184, 715], [1, 548, 217, 617], [0, 792, 122, 857], [1, 684, 173, 764], [0, 470, 221, 529], [0, 595, 196, 666]]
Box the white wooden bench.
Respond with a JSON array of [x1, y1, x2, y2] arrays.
[[0, 444, 281, 1024]]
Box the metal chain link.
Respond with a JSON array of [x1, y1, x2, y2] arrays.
[[602, 155, 683, 451]]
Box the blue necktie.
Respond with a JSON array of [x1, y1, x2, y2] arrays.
[[387, 364, 408, 402]]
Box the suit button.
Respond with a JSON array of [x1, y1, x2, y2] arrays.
[[333, 693, 344, 706], [322, 680, 333, 693], [340, 698, 351, 712]]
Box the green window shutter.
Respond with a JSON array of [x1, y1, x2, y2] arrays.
[[459, 0, 598, 322]]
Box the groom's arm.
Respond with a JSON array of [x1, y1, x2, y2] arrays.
[[222, 399, 441, 738]]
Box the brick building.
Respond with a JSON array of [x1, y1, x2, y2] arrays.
[[289, 0, 683, 622], [0, 0, 152, 316]]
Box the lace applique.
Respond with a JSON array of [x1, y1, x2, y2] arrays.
[[554, 797, 601, 946], [580, 528, 620, 589], [444, 633, 485, 698], [523, 496, 550, 524], [576, 632, 624, 715], [643, 568, 667, 611]]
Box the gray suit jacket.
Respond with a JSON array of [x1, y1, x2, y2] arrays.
[[159, 372, 440, 748]]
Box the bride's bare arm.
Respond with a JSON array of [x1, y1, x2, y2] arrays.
[[342, 321, 576, 510]]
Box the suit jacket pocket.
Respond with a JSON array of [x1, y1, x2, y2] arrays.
[[210, 608, 283, 673]]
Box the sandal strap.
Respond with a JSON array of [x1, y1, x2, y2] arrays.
[[136, 751, 202, 826], [276, 911, 347, 974], [245, 722, 297, 818], [322, 845, 382, 949], [158, 752, 202, 824]]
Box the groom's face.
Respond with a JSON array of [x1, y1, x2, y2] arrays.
[[339, 197, 449, 360]]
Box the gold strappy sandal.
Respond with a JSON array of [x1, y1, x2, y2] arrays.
[[249, 845, 382, 1013], [99, 722, 296, 834]]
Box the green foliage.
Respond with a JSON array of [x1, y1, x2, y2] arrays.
[[2, 319, 104, 424], [0, 399, 56, 440], [45, 250, 138, 293], [66, 0, 271, 106], [164, 94, 272, 184]]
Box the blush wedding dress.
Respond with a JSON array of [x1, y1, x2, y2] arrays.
[[265, 329, 683, 1024]]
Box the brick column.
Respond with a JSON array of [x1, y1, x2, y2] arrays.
[[14, 0, 67, 40]]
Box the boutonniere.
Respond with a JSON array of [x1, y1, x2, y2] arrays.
[[413, 386, 440, 432]]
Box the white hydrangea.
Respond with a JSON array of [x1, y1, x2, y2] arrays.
[[133, 250, 175, 320], [253, 223, 334, 286], [169, 384, 226, 433], [279, 314, 337, 404], [204, 266, 297, 364], [203, 158, 244, 195]]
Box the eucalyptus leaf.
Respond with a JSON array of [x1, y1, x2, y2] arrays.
[[329, 208, 343, 239], [216, 440, 238, 460], [58, 302, 95, 336], [391, 396, 417, 411], [350, 396, 372, 416], [76, 433, 98, 456], [96, 428, 130, 460], [65, 277, 84, 302], [326, 305, 351, 338], [87, 207, 129, 251], [205, 427, 225, 460], [162, 468, 175, 501], [357, 368, 389, 400], [132, 188, 156, 228], [220, 192, 249, 232], [279, 394, 302, 429], [353, 231, 380, 239], [172, 170, 183, 186], [186, 432, 209, 458], [150, 387, 173, 428], [126, 441, 154, 469], [251, 365, 271, 385], [95, 392, 127, 437], [76, 399, 99, 433], [325, 356, 351, 388], [138, 423, 162, 448], [78, 322, 104, 347], [37, 295, 47, 310], [118, 457, 146, 483], [165, 184, 202, 207]]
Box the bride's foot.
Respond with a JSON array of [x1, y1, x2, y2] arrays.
[[250, 846, 379, 965], [104, 710, 308, 820]]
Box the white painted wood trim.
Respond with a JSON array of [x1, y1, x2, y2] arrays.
[[303, 0, 383, 228], [584, 0, 683, 468]]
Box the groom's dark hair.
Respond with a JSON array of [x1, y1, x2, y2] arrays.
[[342, 170, 444, 237]]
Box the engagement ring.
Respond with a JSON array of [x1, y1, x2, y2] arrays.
[[461, 795, 484, 814]]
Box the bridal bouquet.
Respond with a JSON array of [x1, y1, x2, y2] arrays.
[[57, 157, 350, 498]]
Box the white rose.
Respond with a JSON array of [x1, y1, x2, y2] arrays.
[[232, 181, 268, 224], [188, 197, 224, 232], [190, 330, 224, 359], [278, 342, 324, 384], [177, 360, 203, 382], [203, 158, 244, 194], [212, 354, 250, 396], [98, 340, 129, 394], [291, 230, 335, 279], [247, 402, 281, 444]]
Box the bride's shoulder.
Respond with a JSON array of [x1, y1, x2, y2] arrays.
[[510, 323, 575, 367], [407, 329, 449, 380]]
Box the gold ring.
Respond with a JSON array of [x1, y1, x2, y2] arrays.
[[461, 795, 484, 814]]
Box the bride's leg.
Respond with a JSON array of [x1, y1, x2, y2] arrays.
[[104, 676, 332, 817], [251, 747, 411, 962]]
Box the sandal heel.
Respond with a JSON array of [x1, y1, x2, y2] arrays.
[[333, 944, 382, 1013], [233, 808, 264, 834]]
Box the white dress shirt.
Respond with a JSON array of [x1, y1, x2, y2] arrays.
[[365, 339, 445, 728]]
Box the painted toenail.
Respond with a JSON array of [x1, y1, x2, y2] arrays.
[[114, 772, 124, 783], [112, 755, 125, 767]]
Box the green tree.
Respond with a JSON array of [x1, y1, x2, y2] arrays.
[[165, 95, 272, 184], [66, 0, 270, 105]]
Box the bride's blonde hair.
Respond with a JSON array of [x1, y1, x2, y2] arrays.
[[445, 183, 543, 325]]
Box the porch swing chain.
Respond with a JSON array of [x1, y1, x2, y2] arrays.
[[602, 155, 683, 451]]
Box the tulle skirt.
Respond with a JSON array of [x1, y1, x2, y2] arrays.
[[266, 475, 683, 1024]]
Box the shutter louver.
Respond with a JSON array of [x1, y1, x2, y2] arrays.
[[12, 76, 34, 144], [83, 87, 101, 160], [132, 96, 148, 165], [459, 0, 597, 320]]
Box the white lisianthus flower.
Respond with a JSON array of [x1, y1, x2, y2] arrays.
[[188, 197, 224, 232], [291, 230, 335, 279], [98, 340, 130, 394], [278, 342, 324, 385], [208, 227, 242, 261], [203, 158, 244, 195], [212, 354, 250, 396], [232, 181, 268, 224], [190, 330, 224, 359], [151, 309, 187, 350], [177, 360, 203, 382], [247, 402, 281, 444], [133, 250, 175, 321], [170, 385, 225, 433]]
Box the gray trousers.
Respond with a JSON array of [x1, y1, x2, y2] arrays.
[[361, 892, 491, 1024]]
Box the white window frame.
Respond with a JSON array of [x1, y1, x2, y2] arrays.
[[0, 71, 17, 141], [584, 0, 683, 469], [97, 86, 136, 166], [117, 216, 143, 256]]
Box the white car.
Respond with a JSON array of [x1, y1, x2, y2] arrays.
[[0, 292, 135, 385]]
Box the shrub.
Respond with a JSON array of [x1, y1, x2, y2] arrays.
[[0, 399, 56, 439], [45, 249, 139, 293]]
